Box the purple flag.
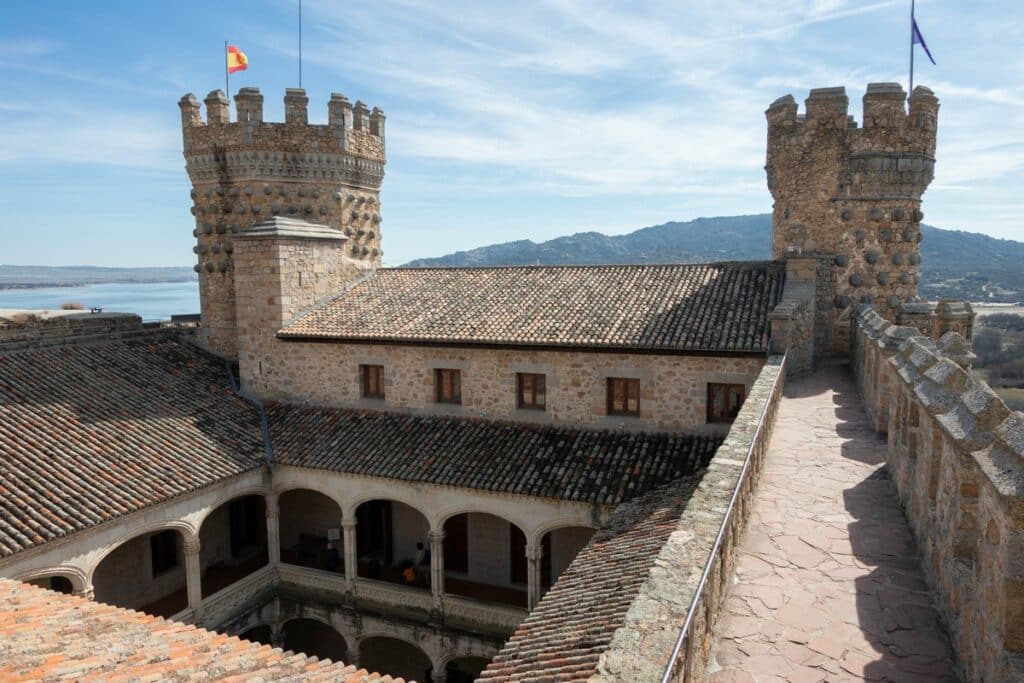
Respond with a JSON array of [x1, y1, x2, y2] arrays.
[[912, 17, 936, 65]]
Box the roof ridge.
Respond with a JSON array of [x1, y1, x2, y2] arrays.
[[382, 260, 782, 272]]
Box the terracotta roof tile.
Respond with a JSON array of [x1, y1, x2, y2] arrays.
[[478, 478, 701, 680], [279, 263, 785, 352], [0, 335, 266, 558], [267, 405, 722, 506], [0, 579, 403, 682]]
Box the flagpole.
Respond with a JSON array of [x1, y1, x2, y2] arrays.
[[909, 0, 915, 95], [225, 40, 229, 95], [299, 0, 303, 88]]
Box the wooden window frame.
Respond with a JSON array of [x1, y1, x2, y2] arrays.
[[606, 377, 641, 417], [516, 372, 547, 411], [361, 364, 385, 399], [434, 368, 462, 405], [706, 382, 746, 424], [150, 530, 179, 577]]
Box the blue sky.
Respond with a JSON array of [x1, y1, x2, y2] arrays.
[[1, 1, 1022, 267]]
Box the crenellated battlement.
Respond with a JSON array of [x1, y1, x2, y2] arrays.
[[178, 87, 386, 163], [766, 83, 938, 155], [178, 86, 387, 358], [765, 83, 941, 348]]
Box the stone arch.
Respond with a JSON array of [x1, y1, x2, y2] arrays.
[[433, 505, 529, 536], [191, 485, 270, 532], [197, 493, 268, 598], [281, 616, 350, 663], [274, 482, 344, 515], [85, 519, 197, 584], [89, 522, 194, 616], [528, 519, 600, 547], [277, 488, 344, 570], [443, 654, 493, 683], [440, 510, 530, 608], [357, 633, 432, 682], [354, 498, 431, 587], [13, 565, 88, 594], [346, 491, 430, 523], [535, 524, 597, 594]]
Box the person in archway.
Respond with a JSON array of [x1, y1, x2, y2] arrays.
[[325, 542, 340, 572], [414, 541, 429, 571]]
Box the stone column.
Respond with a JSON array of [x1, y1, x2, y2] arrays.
[[270, 622, 286, 650], [183, 536, 203, 622], [431, 669, 448, 683], [342, 519, 358, 591], [265, 492, 281, 566], [72, 585, 95, 601], [429, 530, 445, 611], [525, 542, 543, 611]]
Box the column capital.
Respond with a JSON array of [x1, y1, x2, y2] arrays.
[[428, 530, 445, 544], [183, 537, 201, 556], [524, 543, 544, 561], [342, 519, 358, 531], [73, 587, 95, 600]]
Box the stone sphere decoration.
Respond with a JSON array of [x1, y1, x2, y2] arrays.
[[899, 272, 912, 284], [335, 191, 344, 200], [244, 186, 254, 196], [870, 208, 884, 221], [891, 207, 906, 221], [876, 272, 890, 285], [224, 243, 233, 254], [211, 244, 221, 254], [887, 295, 900, 307], [252, 205, 262, 214], [190, 206, 197, 215], [902, 227, 915, 242], [861, 294, 874, 304], [264, 185, 273, 195], [319, 206, 328, 215], [230, 224, 240, 234], [218, 261, 228, 273], [297, 187, 306, 198], [892, 253, 905, 265], [192, 228, 199, 238], [879, 229, 893, 243], [271, 202, 281, 214], [909, 253, 921, 265], [205, 262, 215, 272], [840, 208, 853, 221], [854, 229, 866, 242], [288, 205, 298, 215], [849, 273, 864, 287], [864, 250, 879, 264], [912, 209, 924, 222], [215, 223, 226, 234], [835, 295, 851, 309], [203, 224, 213, 235], [193, 263, 201, 272]]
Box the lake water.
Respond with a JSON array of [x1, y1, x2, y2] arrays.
[[0, 281, 200, 322]]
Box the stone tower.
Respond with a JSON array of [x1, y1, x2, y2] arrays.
[[765, 83, 939, 323], [179, 87, 386, 357]]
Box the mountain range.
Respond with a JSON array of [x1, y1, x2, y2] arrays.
[[405, 214, 1024, 303]]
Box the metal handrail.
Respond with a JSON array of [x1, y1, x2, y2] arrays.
[[660, 353, 787, 683]]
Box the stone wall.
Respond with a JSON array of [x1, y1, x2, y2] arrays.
[[852, 305, 1024, 681], [766, 83, 939, 345], [179, 87, 385, 357], [592, 354, 787, 681], [245, 338, 766, 433], [0, 310, 144, 351]]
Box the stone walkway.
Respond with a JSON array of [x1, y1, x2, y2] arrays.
[[704, 364, 958, 683]]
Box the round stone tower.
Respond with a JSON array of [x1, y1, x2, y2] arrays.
[[765, 83, 939, 324], [178, 87, 386, 358]]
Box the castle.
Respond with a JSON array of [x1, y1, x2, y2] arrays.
[[0, 83, 1019, 683]]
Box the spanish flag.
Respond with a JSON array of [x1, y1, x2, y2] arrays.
[[227, 45, 248, 74]]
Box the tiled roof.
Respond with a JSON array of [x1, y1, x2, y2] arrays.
[[0, 579, 402, 682], [268, 405, 721, 506], [0, 335, 265, 558], [279, 263, 784, 352], [478, 477, 702, 681]]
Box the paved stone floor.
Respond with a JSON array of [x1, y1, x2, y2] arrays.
[[704, 363, 958, 683]]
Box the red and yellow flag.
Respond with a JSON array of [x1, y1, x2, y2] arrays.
[[227, 45, 248, 74]]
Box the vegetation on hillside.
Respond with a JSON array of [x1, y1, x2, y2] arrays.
[[405, 215, 1024, 303], [973, 313, 1024, 411]]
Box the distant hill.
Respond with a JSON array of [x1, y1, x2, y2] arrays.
[[0, 265, 197, 289], [405, 215, 1024, 303]]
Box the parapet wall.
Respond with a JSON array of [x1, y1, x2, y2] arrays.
[[593, 354, 788, 681], [851, 306, 1024, 681], [0, 310, 145, 352]]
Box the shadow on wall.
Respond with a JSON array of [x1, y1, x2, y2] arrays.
[[830, 367, 958, 681]]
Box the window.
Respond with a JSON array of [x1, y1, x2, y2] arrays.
[[361, 364, 385, 399], [607, 377, 641, 417], [150, 530, 179, 576], [517, 373, 546, 410], [707, 383, 746, 423], [435, 368, 462, 404]]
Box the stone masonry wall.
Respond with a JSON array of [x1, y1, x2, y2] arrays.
[[594, 354, 787, 681], [767, 83, 939, 349], [243, 337, 766, 433], [0, 311, 143, 351], [852, 305, 1024, 681], [179, 87, 385, 358]]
